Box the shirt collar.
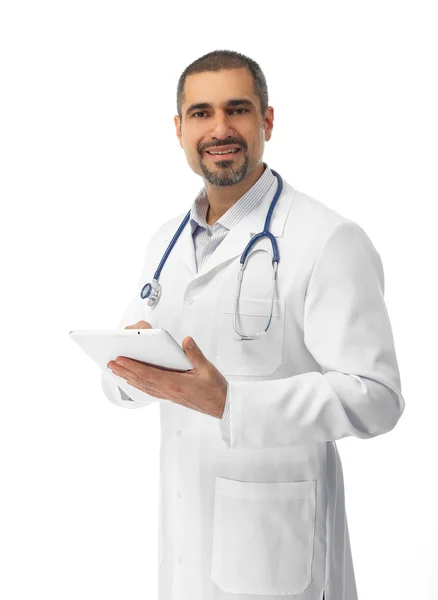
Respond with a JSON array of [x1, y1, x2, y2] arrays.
[[189, 162, 275, 235]]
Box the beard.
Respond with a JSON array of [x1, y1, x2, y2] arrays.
[[199, 150, 249, 186]]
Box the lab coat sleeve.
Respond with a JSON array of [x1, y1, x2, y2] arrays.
[[220, 220, 405, 450], [101, 235, 161, 409]]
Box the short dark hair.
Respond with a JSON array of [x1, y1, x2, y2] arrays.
[[176, 49, 269, 121]]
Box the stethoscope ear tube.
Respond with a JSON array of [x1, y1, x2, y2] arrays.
[[232, 250, 278, 341]]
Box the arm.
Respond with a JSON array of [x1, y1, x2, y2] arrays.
[[101, 238, 158, 409], [219, 220, 405, 450], [100, 292, 157, 409]]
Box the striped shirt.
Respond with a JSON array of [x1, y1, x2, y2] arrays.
[[119, 162, 276, 426]]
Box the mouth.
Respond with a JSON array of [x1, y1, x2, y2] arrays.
[[203, 146, 242, 160]]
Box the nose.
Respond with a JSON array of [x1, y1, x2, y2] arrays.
[[209, 111, 235, 140]]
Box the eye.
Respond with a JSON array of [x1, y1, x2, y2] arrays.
[[191, 108, 249, 118]]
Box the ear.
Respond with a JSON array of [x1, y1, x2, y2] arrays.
[[174, 115, 183, 149], [264, 106, 274, 142]]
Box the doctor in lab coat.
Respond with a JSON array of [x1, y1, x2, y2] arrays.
[[101, 50, 405, 600]]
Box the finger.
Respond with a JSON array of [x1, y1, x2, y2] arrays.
[[109, 361, 137, 381], [110, 358, 183, 401], [113, 357, 164, 381], [108, 357, 145, 377], [110, 359, 166, 393], [125, 321, 152, 329]]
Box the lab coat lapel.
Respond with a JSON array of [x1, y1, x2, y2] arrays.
[[164, 179, 295, 281]]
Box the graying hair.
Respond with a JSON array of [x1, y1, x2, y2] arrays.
[[176, 49, 269, 120]]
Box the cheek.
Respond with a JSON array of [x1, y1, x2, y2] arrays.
[[183, 135, 201, 159], [246, 138, 260, 156], [184, 148, 204, 174], [188, 148, 202, 167]]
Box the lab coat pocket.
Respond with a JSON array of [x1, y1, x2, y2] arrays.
[[211, 477, 316, 596], [216, 296, 285, 376]]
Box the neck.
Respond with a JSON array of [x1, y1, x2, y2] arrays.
[[205, 162, 266, 226]]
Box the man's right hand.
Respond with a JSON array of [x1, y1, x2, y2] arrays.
[[125, 320, 153, 329]]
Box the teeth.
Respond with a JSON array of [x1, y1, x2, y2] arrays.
[[208, 148, 239, 155]]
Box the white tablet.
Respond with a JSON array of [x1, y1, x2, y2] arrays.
[[69, 328, 194, 374]]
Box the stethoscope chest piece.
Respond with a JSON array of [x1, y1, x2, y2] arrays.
[[140, 279, 162, 306]]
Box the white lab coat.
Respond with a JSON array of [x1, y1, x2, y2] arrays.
[[101, 176, 405, 600]]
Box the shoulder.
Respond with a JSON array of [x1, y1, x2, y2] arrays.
[[286, 179, 376, 242], [282, 179, 382, 270], [284, 180, 350, 234]]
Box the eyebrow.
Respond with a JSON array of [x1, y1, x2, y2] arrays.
[[185, 98, 256, 116]]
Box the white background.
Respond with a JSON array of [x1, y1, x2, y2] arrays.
[[1, 1, 437, 598]]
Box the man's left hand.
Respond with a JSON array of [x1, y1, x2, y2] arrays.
[[107, 336, 228, 418]]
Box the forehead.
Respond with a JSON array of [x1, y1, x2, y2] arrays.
[[182, 68, 258, 108]]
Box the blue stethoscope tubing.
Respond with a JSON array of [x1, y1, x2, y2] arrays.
[[140, 169, 283, 338]]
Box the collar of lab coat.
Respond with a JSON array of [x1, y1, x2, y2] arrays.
[[164, 177, 296, 281]]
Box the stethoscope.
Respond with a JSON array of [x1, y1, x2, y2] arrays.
[[140, 169, 283, 341]]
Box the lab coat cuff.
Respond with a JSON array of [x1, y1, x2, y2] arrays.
[[118, 385, 136, 402], [219, 382, 232, 449], [221, 383, 231, 423], [101, 369, 152, 409]]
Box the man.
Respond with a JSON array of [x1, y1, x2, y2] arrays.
[[101, 49, 405, 600]]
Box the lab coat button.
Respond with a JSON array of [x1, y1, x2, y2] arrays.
[[176, 430, 181, 436], [177, 492, 181, 498], [178, 558, 182, 564], [188, 298, 194, 305]]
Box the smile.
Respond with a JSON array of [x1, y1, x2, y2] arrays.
[[205, 148, 241, 158]]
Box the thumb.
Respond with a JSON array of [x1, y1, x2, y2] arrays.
[[183, 336, 205, 367]]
